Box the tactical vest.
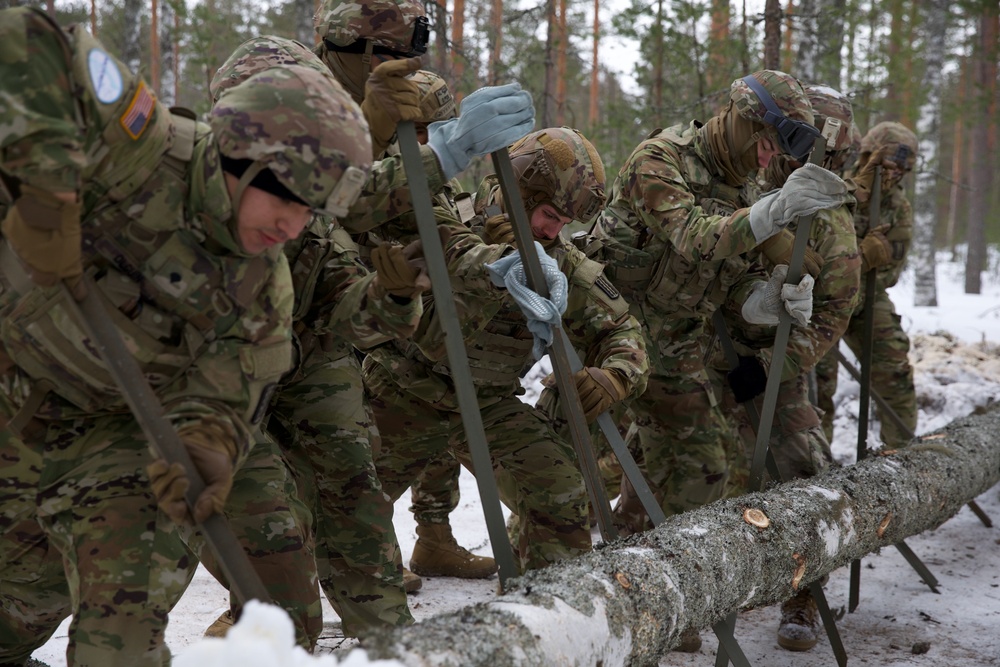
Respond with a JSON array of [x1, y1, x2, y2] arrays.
[[0, 111, 292, 418], [597, 124, 749, 319]]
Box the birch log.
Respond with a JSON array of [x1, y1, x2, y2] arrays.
[[365, 406, 1000, 666]]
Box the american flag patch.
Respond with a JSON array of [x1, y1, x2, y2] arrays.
[[120, 81, 155, 140]]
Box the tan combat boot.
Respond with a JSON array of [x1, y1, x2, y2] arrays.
[[203, 609, 235, 638], [402, 566, 422, 593], [777, 588, 820, 651], [409, 523, 498, 578]]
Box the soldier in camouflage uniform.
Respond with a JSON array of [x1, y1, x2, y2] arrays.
[[708, 83, 862, 652], [0, 8, 372, 665], [201, 36, 438, 641], [815, 121, 920, 448], [357, 70, 500, 586], [365, 128, 650, 574], [596, 71, 849, 546]]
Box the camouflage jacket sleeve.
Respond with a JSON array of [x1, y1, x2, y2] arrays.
[[288, 219, 422, 348], [561, 246, 649, 398], [0, 8, 86, 193], [338, 145, 446, 234], [617, 137, 758, 262], [876, 189, 912, 290]]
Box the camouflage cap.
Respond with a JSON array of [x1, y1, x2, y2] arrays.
[[210, 35, 332, 102], [803, 83, 854, 153], [860, 121, 918, 170], [509, 127, 606, 223], [210, 65, 372, 217], [411, 69, 457, 122], [730, 70, 814, 125], [315, 0, 428, 56]]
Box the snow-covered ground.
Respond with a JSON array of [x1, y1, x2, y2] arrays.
[[31, 252, 1000, 666]]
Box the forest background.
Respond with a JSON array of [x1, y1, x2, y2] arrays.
[[8, 0, 1000, 297]]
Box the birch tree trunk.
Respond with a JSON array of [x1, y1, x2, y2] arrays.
[[363, 407, 1000, 667], [911, 0, 949, 307]]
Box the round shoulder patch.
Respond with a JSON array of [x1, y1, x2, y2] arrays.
[[87, 48, 124, 105]]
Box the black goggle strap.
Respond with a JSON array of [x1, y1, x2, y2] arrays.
[[741, 75, 819, 159]]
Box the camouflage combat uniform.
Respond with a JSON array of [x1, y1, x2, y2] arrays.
[[0, 9, 366, 663], [208, 35, 425, 637], [595, 122, 766, 528], [815, 123, 918, 448], [364, 167, 648, 573]]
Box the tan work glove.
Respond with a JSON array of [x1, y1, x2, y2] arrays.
[[146, 419, 239, 524], [859, 225, 892, 271], [484, 211, 515, 245], [758, 228, 824, 279], [851, 145, 900, 205], [361, 56, 423, 158], [572, 367, 629, 423], [370, 226, 451, 299], [1, 184, 85, 298]]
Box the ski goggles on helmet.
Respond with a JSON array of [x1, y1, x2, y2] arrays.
[[741, 75, 821, 162]]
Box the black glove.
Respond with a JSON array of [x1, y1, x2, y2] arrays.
[[727, 355, 768, 404]]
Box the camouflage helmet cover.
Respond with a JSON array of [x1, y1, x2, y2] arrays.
[[410, 69, 457, 122], [730, 70, 814, 125], [860, 121, 918, 171], [315, 0, 426, 54], [509, 127, 606, 223], [210, 65, 372, 217], [210, 35, 331, 102], [803, 83, 854, 153]]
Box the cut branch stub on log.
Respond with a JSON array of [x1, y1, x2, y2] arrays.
[[363, 407, 1000, 667]]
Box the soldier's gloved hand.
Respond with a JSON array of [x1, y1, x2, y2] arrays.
[[741, 264, 814, 327], [362, 56, 423, 158], [727, 355, 768, 403], [146, 420, 239, 524], [859, 225, 892, 271], [758, 228, 824, 278], [1, 184, 86, 299], [748, 163, 849, 243], [484, 211, 515, 245], [572, 367, 629, 423], [427, 83, 535, 180], [370, 226, 451, 299], [850, 145, 897, 205]]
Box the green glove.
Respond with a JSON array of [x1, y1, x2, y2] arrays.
[[361, 56, 423, 158], [859, 225, 892, 271], [146, 420, 239, 524], [573, 367, 629, 423], [370, 226, 451, 299]]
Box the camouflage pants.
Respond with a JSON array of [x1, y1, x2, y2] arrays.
[[615, 317, 734, 534], [0, 414, 195, 667], [267, 343, 411, 637], [408, 451, 461, 526], [707, 354, 834, 492], [815, 289, 917, 448], [365, 362, 591, 574], [195, 429, 320, 649]]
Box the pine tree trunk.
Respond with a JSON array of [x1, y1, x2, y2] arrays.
[[90, 0, 97, 36], [781, 0, 794, 72], [708, 0, 730, 90], [589, 0, 599, 131], [555, 0, 567, 126], [652, 0, 664, 119], [911, 0, 949, 308], [763, 0, 782, 69], [150, 0, 160, 94], [452, 0, 466, 100], [489, 0, 503, 86], [363, 407, 1000, 666], [965, 3, 999, 294], [814, 0, 845, 88]]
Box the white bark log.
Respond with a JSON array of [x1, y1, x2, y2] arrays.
[[363, 407, 1000, 667]]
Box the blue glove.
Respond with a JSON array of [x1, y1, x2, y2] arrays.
[[485, 242, 567, 359], [427, 83, 535, 180]]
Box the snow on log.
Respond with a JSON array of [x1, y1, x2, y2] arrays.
[[363, 406, 1000, 667]]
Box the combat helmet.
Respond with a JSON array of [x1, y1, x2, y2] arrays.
[[210, 35, 331, 101], [803, 83, 854, 172], [315, 0, 430, 58], [508, 127, 606, 223], [411, 70, 457, 122], [730, 70, 819, 161], [210, 64, 371, 217], [859, 121, 918, 172]]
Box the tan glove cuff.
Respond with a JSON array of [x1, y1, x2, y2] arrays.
[[176, 418, 239, 463]]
